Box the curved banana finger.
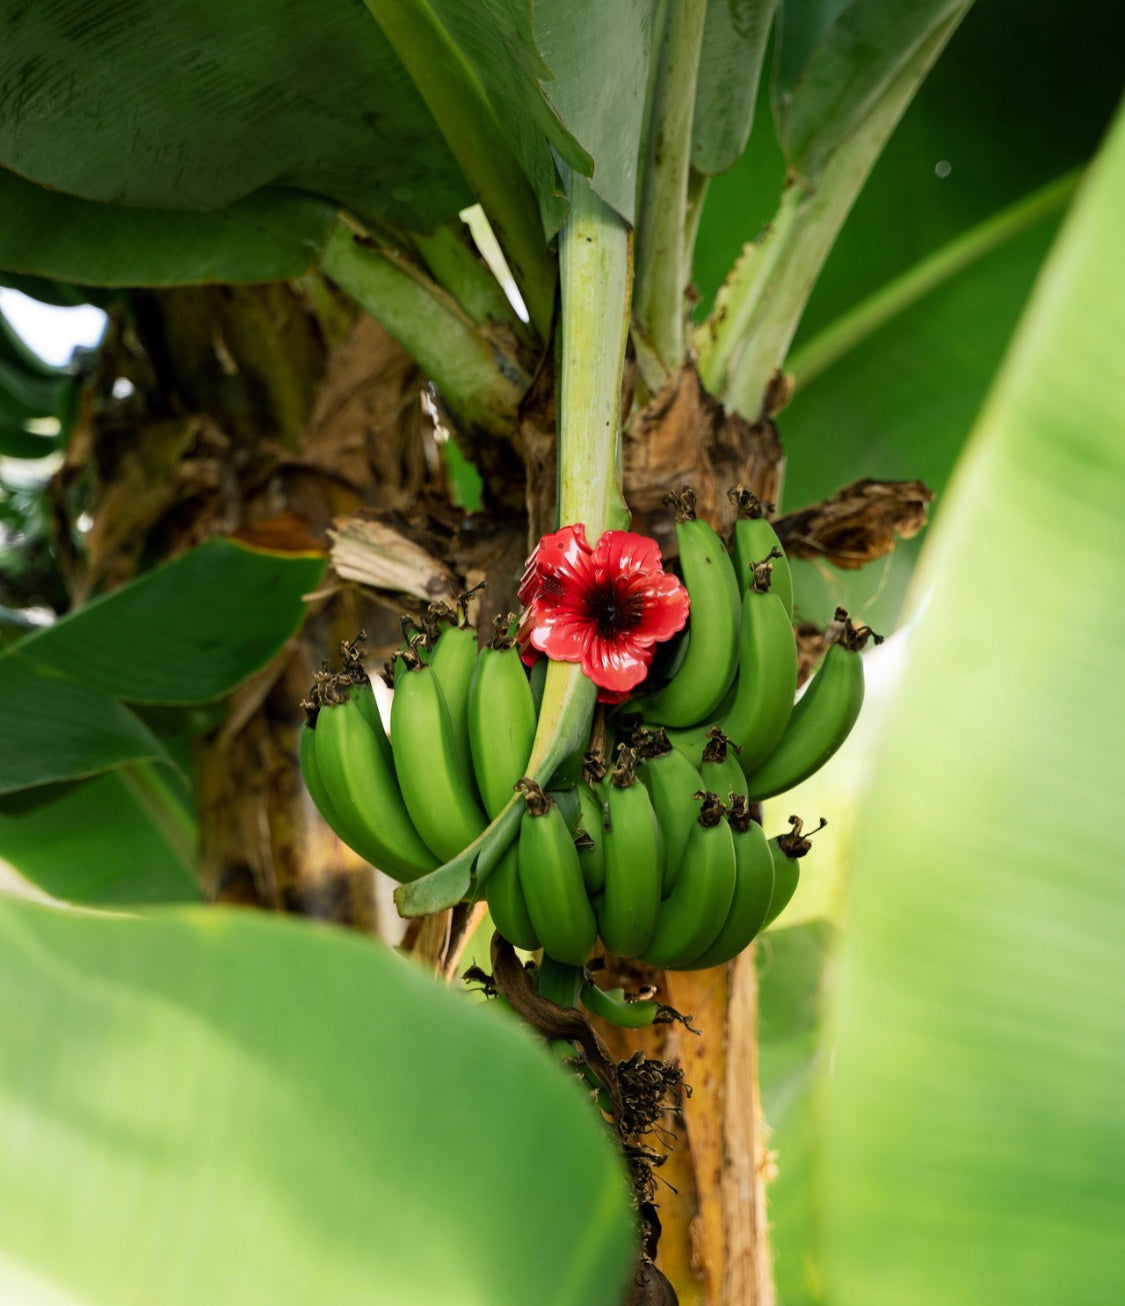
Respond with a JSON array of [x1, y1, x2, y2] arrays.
[[517, 780, 598, 965], [598, 746, 664, 959], [744, 610, 880, 801], [637, 487, 740, 727], [640, 792, 736, 970]]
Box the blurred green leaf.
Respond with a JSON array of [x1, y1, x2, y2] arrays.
[[824, 102, 1125, 1306], [782, 186, 1066, 631], [0, 657, 172, 794], [692, 0, 778, 176], [694, 0, 1123, 321], [758, 921, 837, 1306], [0, 899, 635, 1305], [14, 539, 324, 704], [0, 169, 338, 287], [0, 767, 199, 905], [0, 0, 469, 231], [0, 418, 62, 459], [775, 0, 970, 181]]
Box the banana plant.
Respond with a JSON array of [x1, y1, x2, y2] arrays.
[[0, 2, 1122, 1305]]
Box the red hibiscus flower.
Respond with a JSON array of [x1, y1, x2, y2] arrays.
[[517, 524, 689, 702]]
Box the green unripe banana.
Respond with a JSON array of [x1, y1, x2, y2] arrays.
[[427, 611, 480, 796], [299, 721, 349, 842], [580, 981, 660, 1029], [635, 727, 704, 895], [719, 567, 798, 772], [698, 728, 749, 804], [467, 625, 538, 818], [640, 792, 736, 970], [728, 486, 793, 618], [486, 844, 541, 951], [598, 747, 665, 958], [684, 795, 775, 969], [744, 610, 880, 801], [390, 650, 488, 861], [529, 653, 548, 714], [310, 683, 439, 881], [637, 487, 740, 727], [762, 815, 825, 928], [573, 774, 608, 895], [517, 780, 598, 965]]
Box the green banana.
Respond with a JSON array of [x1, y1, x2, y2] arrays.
[[640, 792, 736, 970], [309, 680, 439, 881], [573, 771, 608, 895], [719, 565, 798, 772], [598, 746, 665, 958], [516, 780, 598, 965], [635, 727, 704, 895], [637, 487, 741, 727], [683, 795, 775, 969], [486, 844, 541, 951], [762, 815, 826, 928], [389, 648, 488, 861], [299, 720, 349, 841], [728, 486, 793, 618], [580, 981, 660, 1029], [744, 609, 881, 801], [529, 652, 548, 714], [467, 619, 538, 818], [698, 728, 749, 804], [426, 603, 480, 795]]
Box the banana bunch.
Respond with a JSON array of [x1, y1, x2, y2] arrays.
[[299, 485, 876, 984]]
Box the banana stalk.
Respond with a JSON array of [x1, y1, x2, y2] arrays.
[[395, 165, 633, 918]]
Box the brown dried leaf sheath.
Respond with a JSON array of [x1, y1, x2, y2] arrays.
[[775, 476, 934, 569]]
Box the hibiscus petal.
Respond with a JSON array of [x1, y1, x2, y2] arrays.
[[592, 530, 663, 583], [581, 632, 653, 694], [518, 523, 593, 605], [631, 573, 690, 644], [531, 606, 594, 662]]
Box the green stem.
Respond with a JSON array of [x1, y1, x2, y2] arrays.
[[361, 0, 556, 339], [683, 165, 710, 271], [118, 763, 197, 874], [695, 9, 966, 419], [396, 167, 635, 919], [632, 0, 708, 385], [554, 166, 632, 540], [695, 184, 802, 403], [410, 221, 531, 341], [786, 170, 1080, 387], [321, 223, 528, 439]]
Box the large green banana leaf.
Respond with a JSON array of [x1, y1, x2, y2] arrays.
[[10, 539, 325, 705], [0, 898, 635, 1305], [0, 766, 199, 905], [822, 96, 1125, 1306]]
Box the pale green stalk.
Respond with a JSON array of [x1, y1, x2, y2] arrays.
[[321, 223, 528, 439], [553, 166, 632, 541], [396, 168, 633, 920], [696, 9, 967, 420], [362, 0, 556, 339], [683, 166, 710, 270], [633, 0, 708, 386], [410, 222, 530, 339]]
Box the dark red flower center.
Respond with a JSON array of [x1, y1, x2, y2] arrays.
[[584, 579, 644, 639]]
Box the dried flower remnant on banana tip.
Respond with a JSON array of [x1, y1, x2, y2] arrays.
[[517, 524, 689, 702]]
